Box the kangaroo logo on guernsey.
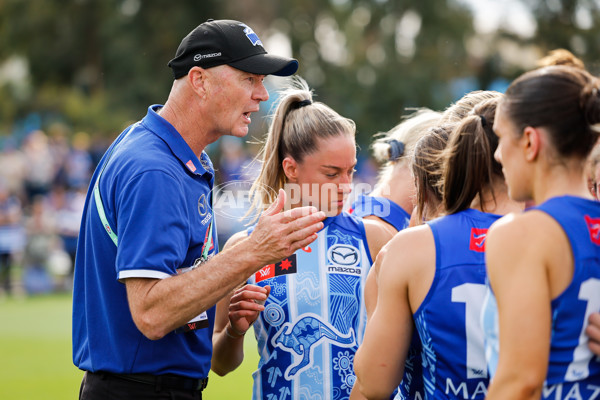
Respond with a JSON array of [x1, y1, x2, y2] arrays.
[[272, 314, 356, 379], [585, 215, 600, 245], [469, 228, 488, 252]]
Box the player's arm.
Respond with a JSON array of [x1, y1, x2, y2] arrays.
[[484, 213, 553, 400], [362, 220, 396, 318], [353, 230, 421, 400]]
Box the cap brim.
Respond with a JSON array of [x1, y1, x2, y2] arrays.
[[228, 54, 298, 77]]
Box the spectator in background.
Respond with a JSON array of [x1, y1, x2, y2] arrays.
[[0, 179, 26, 296], [64, 132, 93, 190], [47, 184, 86, 282], [0, 139, 28, 203], [22, 130, 57, 202], [218, 136, 253, 183], [22, 195, 58, 295]]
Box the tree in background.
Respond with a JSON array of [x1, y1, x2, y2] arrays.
[[1, 0, 599, 149]]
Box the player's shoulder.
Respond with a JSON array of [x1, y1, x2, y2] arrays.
[[488, 210, 557, 245], [382, 224, 434, 266], [223, 230, 249, 251]]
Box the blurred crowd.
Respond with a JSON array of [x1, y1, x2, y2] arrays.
[[0, 127, 102, 297]]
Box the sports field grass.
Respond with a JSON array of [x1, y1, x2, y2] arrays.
[[0, 293, 259, 399]]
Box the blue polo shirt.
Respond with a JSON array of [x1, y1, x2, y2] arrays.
[[72, 105, 217, 379]]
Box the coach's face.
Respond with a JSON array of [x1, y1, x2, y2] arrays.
[[202, 65, 269, 139]]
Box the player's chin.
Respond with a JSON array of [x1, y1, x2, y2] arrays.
[[322, 204, 344, 218]]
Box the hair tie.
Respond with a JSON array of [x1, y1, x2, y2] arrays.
[[479, 115, 487, 127], [295, 99, 312, 108], [387, 139, 405, 161]]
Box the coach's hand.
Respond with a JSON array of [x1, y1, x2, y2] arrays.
[[248, 188, 325, 266]]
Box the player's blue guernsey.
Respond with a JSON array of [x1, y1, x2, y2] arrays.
[[248, 212, 372, 400], [349, 194, 411, 231], [482, 196, 600, 399], [415, 209, 500, 399], [348, 194, 422, 399]]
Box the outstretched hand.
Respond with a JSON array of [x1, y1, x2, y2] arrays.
[[249, 189, 325, 266]]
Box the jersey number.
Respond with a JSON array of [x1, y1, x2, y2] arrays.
[[452, 283, 488, 379], [565, 278, 600, 381]]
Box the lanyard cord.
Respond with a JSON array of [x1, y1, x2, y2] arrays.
[[92, 126, 132, 247]]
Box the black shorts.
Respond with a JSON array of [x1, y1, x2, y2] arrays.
[[79, 371, 206, 400]]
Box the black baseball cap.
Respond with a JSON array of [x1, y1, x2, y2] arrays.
[[168, 19, 299, 79]]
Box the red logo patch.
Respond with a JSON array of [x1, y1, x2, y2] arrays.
[[469, 228, 488, 252], [186, 160, 196, 173], [585, 215, 600, 245], [255, 254, 298, 283], [255, 264, 275, 283]]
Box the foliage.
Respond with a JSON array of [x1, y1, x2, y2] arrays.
[[1, 0, 600, 147]]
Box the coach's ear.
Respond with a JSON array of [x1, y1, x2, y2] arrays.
[[187, 66, 208, 100], [282, 157, 298, 183]]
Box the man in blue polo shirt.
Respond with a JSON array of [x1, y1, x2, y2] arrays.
[[73, 19, 326, 400]]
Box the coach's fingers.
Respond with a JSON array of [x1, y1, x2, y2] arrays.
[[263, 189, 286, 217], [286, 218, 325, 243], [280, 211, 326, 237], [279, 205, 321, 224], [289, 232, 319, 255]]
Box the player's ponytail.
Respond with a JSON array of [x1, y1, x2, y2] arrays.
[[442, 97, 502, 215]]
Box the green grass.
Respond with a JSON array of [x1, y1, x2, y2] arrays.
[[0, 293, 259, 399]]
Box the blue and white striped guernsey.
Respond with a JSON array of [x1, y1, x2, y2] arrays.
[[248, 211, 373, 400]]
